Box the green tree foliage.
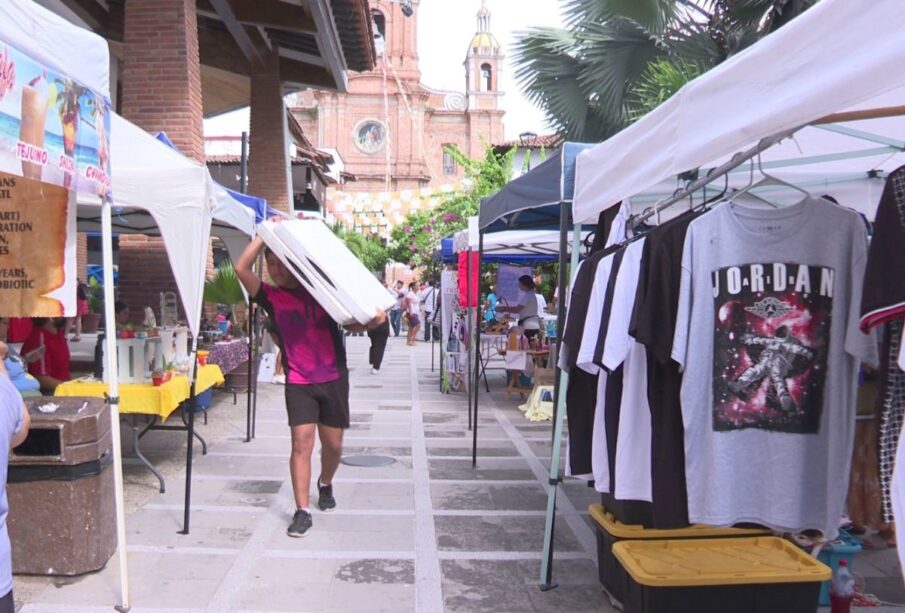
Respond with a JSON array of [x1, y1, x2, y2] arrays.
[[513, 0, 818, 141], [332, 224, 389, 274], [388, 145, 514, 278]]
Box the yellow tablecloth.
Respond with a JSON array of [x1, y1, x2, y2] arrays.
[[55, 364, 225, 421]]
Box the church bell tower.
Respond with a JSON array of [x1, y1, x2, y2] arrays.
[[464, 0, 503, 111]]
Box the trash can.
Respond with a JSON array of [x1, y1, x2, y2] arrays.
[[7, 397, 116, 575]]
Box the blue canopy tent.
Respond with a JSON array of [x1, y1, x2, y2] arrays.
[[473, 142, 595, 591]]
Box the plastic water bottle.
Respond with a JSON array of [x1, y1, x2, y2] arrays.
[[830, 559, 855, 613]]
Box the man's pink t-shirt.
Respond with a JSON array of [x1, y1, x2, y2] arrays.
[[256, 284, 340, 384]]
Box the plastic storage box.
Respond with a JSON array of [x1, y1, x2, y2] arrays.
[[612, 536, 831, 613], [590, 503, 770, 608], [257, 219, 396, 326]]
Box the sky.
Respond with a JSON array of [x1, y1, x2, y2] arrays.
[[204, 0, 564, 141]]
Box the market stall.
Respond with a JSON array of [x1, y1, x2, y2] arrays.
[[0, 0, 133, 608], [552, 0, 905, 600]]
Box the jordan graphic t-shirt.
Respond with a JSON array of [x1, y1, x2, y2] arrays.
[[672, 198, 878, 538], [255, 283, 345, 385]]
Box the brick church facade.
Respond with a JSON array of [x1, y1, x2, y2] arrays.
[[289, 0, 505, 235]]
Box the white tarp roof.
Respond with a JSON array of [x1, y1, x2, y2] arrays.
[[0, 0, 110, 99], [454, 229, 589, 258], [78, 114, 218, 336], [454, 217, 588, 257], [573, 0, 905, 224]]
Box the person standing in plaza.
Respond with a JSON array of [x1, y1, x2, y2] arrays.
[[389, 280, 405, 337], [0, 344, 31, 612], [419, 280, 438, 342], [405, 282, 422, 347], [236, 223, 386, 537]]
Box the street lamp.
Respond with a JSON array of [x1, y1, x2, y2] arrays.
[[519, 131, 538, 147]]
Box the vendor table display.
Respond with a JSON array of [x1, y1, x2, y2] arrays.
[[205, 339, 249, 375], [56, 364, 224, 492]]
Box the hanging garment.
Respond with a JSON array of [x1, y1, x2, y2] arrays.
[[880, 322, 905, 522], [672, 198, 877, 538], [861, 165, 905, 333], [846, 367, 883, 530], [629, 211, 701, 528]]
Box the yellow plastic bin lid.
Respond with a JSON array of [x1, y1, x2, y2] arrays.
[[588, 504, 771, 539], [612, 537, 832, 587]]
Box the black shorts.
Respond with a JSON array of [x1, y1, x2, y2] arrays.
[[285, 377, 350, 429]]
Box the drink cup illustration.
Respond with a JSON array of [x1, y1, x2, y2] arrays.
[[19, 73, 49, 180]]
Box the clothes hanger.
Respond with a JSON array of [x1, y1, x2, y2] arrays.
[[728, 151, 810, 207]]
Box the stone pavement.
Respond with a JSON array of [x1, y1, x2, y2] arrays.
[[18, 336, 606, 612]]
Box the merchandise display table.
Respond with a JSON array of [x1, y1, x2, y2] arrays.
[[499, 348, 549, 399], [205, 339, 249, 375], [56, 364, 225, 492]]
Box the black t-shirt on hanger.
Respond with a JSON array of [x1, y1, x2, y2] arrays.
[[629, 210, 701, 528]]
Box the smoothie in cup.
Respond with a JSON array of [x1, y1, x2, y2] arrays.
[[19, 74, 49, 180]]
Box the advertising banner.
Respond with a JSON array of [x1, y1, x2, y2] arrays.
[[0, 172, 76, 316], [496, 264, 532, 309], [0, 40, 111, 196]]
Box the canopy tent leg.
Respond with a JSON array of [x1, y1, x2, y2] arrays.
[[180, 351, 200, 535], [472, 232, 483, 468], [245, 301, 254, 443], [539, 215, 581, 591], [466, 249, 473, 432], [102, 200, 131, 612]]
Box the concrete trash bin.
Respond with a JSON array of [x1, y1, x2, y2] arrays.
[[7, 397, 116, 575]]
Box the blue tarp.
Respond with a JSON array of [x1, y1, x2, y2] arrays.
[[154, 132, 275, 222], [478, 142, 594, 232]]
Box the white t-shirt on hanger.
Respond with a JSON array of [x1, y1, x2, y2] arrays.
[[598, 239, 653, 503]]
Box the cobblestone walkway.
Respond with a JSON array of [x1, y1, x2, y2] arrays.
[[19, 337, 606, 612]]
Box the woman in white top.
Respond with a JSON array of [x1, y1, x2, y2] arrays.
[[405, 282, 422, 347], [499, 275, 541, 340]]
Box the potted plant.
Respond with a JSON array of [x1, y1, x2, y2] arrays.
[[204, 261, 259, 389], [151, 370, 164, 387], [163, 360, 176, 382], [81, 276, 103, 333]]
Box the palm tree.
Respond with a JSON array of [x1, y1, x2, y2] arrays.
[[513, 0, 818, 142]]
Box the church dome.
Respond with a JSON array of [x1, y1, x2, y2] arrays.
[[470, 32, 500, 51]]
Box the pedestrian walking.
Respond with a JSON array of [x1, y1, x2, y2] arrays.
[[236, 222, 386, 537], [0, 345, 31, 613], [405, 282, 421, 347], [389, 280, 405, 337], [368, 317, 390, 374]]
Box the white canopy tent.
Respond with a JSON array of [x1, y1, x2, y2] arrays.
[[572, 0, 905, 223], [77, 113, 218, 337], [0, 1, 135, 609], [0, 0, 110, 98]]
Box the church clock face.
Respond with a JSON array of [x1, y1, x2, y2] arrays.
[[353, 119, 387, 154]]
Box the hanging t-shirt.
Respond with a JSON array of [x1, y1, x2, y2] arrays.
[[861, 165, 905, 332], [672, 198, 878, 538], [598, 239, 652, 502], [629, 210, 701, 528]]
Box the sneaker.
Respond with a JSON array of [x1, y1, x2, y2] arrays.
[[371, 367, 380, 375], [272, 374, 286, 385], [317, 480, 336, 512], [287, 509, 312, 537]]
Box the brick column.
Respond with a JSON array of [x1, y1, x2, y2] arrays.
[[75, 232, 88, 283], [117, 0, 205, 323], [249, 52, 292, 215]]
